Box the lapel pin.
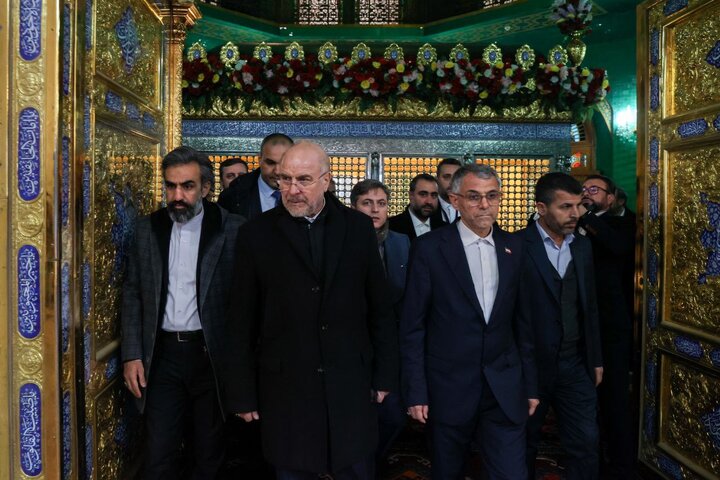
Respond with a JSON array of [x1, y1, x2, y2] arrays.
[[505, 247, 512, 254]]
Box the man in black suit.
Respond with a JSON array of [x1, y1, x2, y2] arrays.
[[579, 174, 636, 479], [121, 146, 244, 478], [226, 141, 398, 480], [401, 164, 538, 479], [219, 157, 249, 190], [436, 158, 462, 224], [389, 173, 446, 241], [351, 179, 411, 460], [217, 133, 293, 219], [517, 172, 603, 480]]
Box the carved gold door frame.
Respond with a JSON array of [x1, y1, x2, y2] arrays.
[[637, 0, 720, 478]]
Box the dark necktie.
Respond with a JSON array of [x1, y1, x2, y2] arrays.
[[271, 190, 281, 207]]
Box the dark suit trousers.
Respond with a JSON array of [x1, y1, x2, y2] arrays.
[[144, 333, 224, 480], [431, 377, 526, 480], [526, 355, 599, 480], [275, 455, 375, 480], [376, 392, 407, 461]]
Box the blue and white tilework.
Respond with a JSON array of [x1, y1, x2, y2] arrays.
[[18, 245, 40, 339], [706, 41, 720, 68], [83, 326, 92, 384], [663, 0, 688, 16], [105, 91, 123, 114], [19, 383, 42, 476], [82, 161, 91, 218], [677, 119, 708, 139], [650, 29, 660, 67], [18, 108, 41, 201], [19, 0, 42, 61], [673, 335, 703, 360], [85, 0, 93, 51], [62, 391, 72, 479], [105, 355, 119, 380], [711, 349, 720, 368], [63, 3, 71, 96], [699, 192, 720, 284], [645, 358, 657, 396], [126, 102, 141, 123], [647, 249, 658, 285], [649, 137, 659, 176], [647, 294, 658, 329], [62, 262, 70, 353], [644, 404, 656, 440], [85, 425, 93, 479], [62, 136, 70, 227], [700, 406, 720, 450], [649, 183, 659, 221], [650, 76, 660, 111], [115, 7, 140, 73], [82, 261, 91, 320]]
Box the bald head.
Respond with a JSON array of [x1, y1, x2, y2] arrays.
[[278, 141, 332, 217]]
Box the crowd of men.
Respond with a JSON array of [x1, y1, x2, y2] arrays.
[[121, 133, 637, 480]]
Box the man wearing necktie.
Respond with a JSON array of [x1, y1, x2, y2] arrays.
[[400, 164, 538, 479], [436, 158, 462, 224]]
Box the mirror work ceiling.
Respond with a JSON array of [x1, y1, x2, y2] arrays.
[[187, 0, 642, 52]]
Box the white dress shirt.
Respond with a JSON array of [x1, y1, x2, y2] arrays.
[[536, 221, 575, 277], [439, 196, 459, 223], [258, 175, 279, 213], [163, 207, 204, 332], [409, 208, 432, 237], [458, 221, 498, 322]]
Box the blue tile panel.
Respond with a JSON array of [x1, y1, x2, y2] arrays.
[[19, 0, 42, 61], [18, 245, 41, 339], [19, 383, 42, 476], [677, 119, 708, 138], [18, 108, 41, 201]]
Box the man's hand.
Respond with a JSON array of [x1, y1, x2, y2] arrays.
[[375, 391, 390, 404], [235, 411, 260, 422], [123, 360, 146, 399], [408, 405, 429, 424], [595, 367, 604, 386], [528, 398, 540, 416]]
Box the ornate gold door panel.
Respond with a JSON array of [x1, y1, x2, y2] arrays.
[[638, 0, 720, 478]]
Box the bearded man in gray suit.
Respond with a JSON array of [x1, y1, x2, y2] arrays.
[[121, 146, 244, 479]]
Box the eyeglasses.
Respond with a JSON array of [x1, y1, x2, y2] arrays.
[[453, 190, 502, 206], [277, 171, 329, 191], [582, 185, 611, 195]]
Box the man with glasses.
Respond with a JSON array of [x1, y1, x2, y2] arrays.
[[579, 175, 636, 479], [389, 173, 447, 241], [517, 173, 603, 480], [401, 164, 538, 479], [218, 133, 293, 220], [226, 141, 398, 480]]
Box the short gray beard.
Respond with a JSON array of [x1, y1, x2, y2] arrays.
[[168, 198, 203, 224]]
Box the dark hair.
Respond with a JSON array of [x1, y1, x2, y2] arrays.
[[409, 173, 438, 192], [449, 164, 502, 193], [535, 172, 582, 205], [161, 146, 214, 189], [615, 187, 628, 204], [260, 133, 294, 152], [350, 179, 391, 206], [219, 157, 249, 176], [437, 157, 462, 175], [585, 174, 616, 195]]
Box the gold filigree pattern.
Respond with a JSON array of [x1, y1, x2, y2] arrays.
[[16, 205, 44, 239], [666, 145, 720, 337], [95, 382, 141, 479], [95, 0, 163, 106], [185, 96, 572, 121], [666, 2, 720, 116], [661, 355, 720, 476], [15, 58, 44, 97]]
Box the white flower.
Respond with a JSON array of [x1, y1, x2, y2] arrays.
[[242, 72, 253, 84], [277, 85, 288, 94], [439, 82, 452, 92], [265, 70, 274, 79]]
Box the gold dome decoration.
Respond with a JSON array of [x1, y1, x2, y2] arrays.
[[285, 42, 305, 61], [417, 43, 437, 65], [220, 42, 240, 68], [318, 42, 338, 64], [384, 43, 404, 62], [449, 44, 470, 62], [351, 42, 371, 62], [187, 41, 207, 62], [515, 45, 535, 69], [253, 42, 273, 62], [548, 45, 569, 65], [482, 43, 503, 65]]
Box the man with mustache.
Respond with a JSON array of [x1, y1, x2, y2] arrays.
[[226, 141, 398, 480], [389, 173, 446, 241], [218, 133, 293, 220], [121, 146, 244, 478], [516, 172, 603, 480]]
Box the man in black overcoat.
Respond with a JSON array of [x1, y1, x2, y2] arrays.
[[226, 141, 399, 480]]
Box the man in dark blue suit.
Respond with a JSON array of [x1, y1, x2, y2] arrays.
[[516, 172, 603, 480], [351, 179, 411, 460], [401, 164, 538, 479]]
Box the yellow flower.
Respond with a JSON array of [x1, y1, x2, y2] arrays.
[[373, 61, 381, 69], [550, 65, 560, 72], [212, 74, 220, 83], [315, 73, 323, 81], [495, 61, 504, 69], [399, 82, 409, 92], [360, 79, 371, 89], [582, 67, 590, 76], [397, 63, 405, 73], [197, 73, 205, 82], [602, 79, 610, 89], [445, 61, 455, 69], [509, 84, 517, 93], [417, 73, 424, 81], [505, 68, 513, 77], [182, 80, 189, 88], [286, 68, 294, 78], [479, 91, 489, 99], [234, 81, 242, 89], [430, 61, 437, 70]]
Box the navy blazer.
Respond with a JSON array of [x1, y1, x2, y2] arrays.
[[400, 223, 536, 426], [388, 207, 447, 242], [516, 225, 603, 389], [384, 230, 411, 317], [217, 168, 263, 219]]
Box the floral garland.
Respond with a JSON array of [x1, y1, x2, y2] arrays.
[[550, 0, 593, 36], [182, 50, 609, 121]]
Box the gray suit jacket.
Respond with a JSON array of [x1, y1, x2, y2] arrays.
[[121, 200, 244, 415]]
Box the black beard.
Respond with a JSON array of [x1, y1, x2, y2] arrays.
[[168, 199, 202, 223]]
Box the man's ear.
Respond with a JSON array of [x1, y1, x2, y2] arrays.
[[535, 201, 547, 216], [201, 181, 211, 198]]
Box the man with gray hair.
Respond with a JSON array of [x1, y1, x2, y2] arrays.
[[401, 163, 538, 479], [121, 146, 244, 477]]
